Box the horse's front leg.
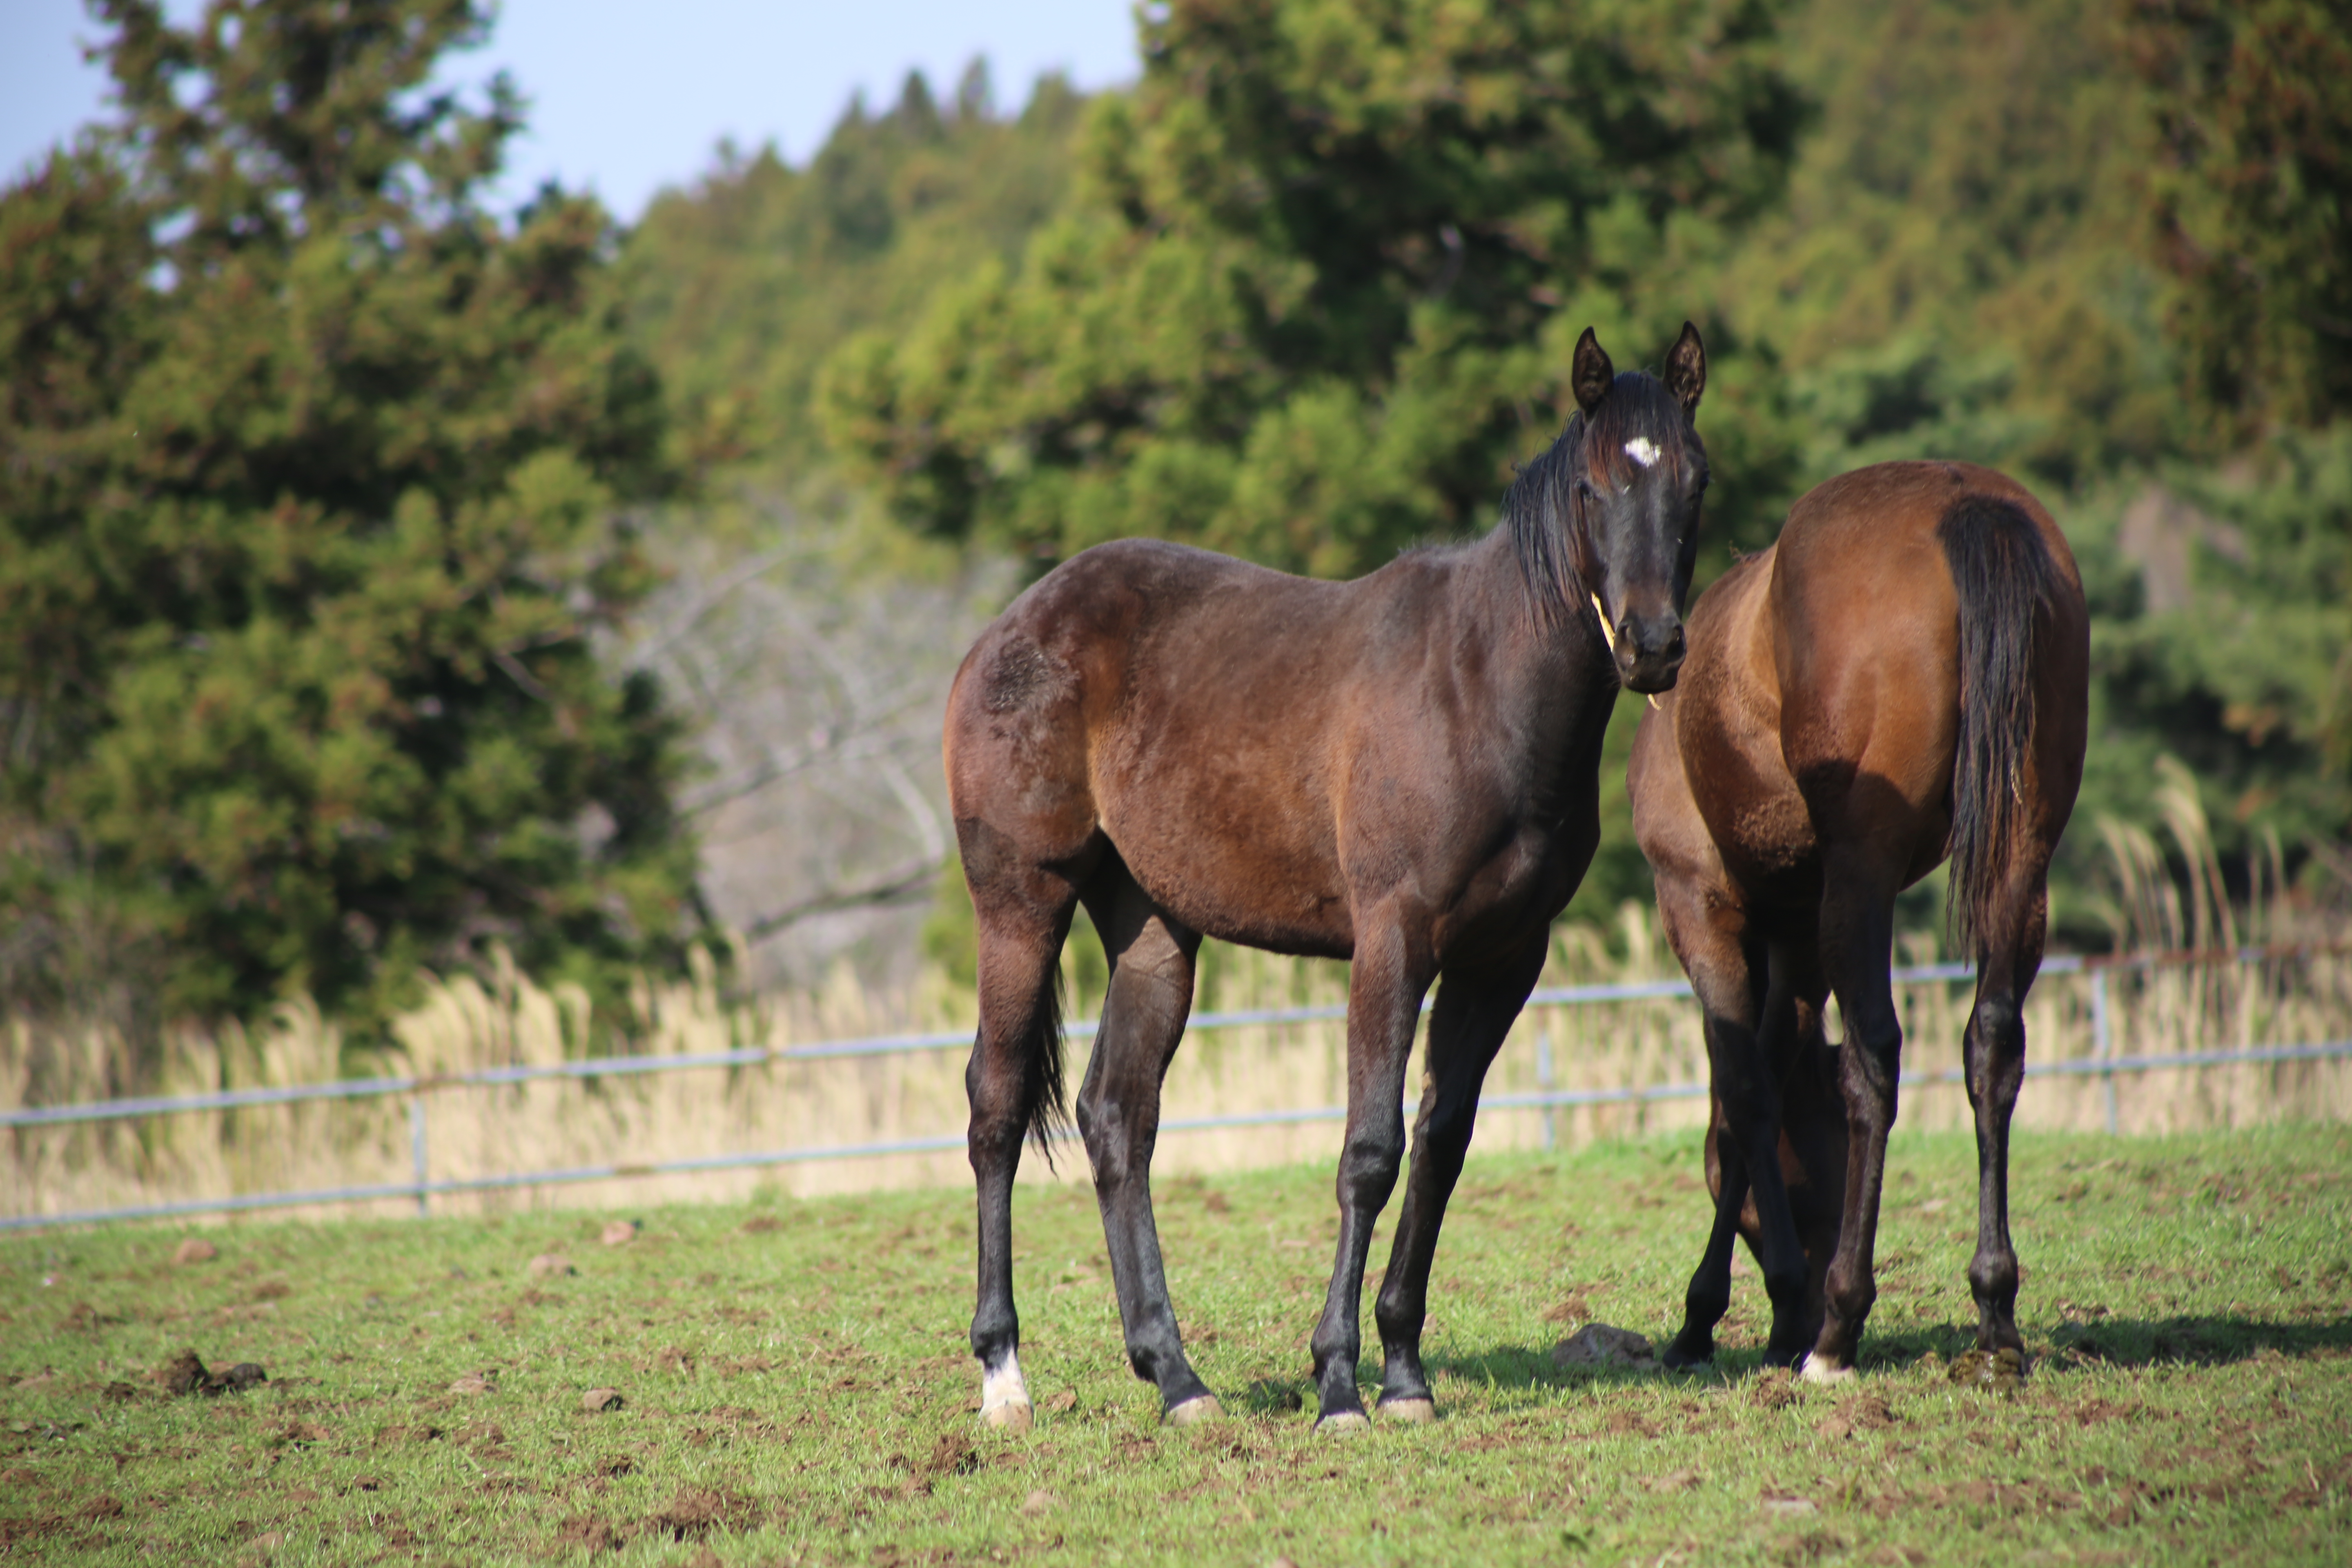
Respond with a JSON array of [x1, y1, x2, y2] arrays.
[[1659, 890, 1811, 1363], [1309, 915, 1432, 1430], [1664, 1107, 1749, 1368], [1370, 937, 1548, 1419]]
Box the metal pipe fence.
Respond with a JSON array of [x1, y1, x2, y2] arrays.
[[4, 944, 2347, 1232]]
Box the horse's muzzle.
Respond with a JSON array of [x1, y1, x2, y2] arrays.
[[1616, 613, 1686, 694]]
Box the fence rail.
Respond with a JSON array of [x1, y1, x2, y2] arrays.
[[5, 944, 2347, 1232]]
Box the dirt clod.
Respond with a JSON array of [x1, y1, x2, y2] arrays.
[[1020, 1488, 1056, 1515], [150, 1350, 262, 1396], [740, 1215, 782, 1235], [1553, 1323, 1659, 1371], [1748, 1368, 1800, 1410], [1949, 1347, 2025, 1394], [600, 1219, 641, 1246], [527, 1253, 577, 1278], [579, 1387, 624, 1413], [1043, 1388, 1078, 1412], [448, 1370, 497, 1395], [172, 1238, 217, 1266], [76, 1494, 124, 1521]]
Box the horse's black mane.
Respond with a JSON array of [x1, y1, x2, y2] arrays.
[[1503, 372, 1703, 620]]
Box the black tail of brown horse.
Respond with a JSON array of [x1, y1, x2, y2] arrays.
[[1936, 496, 2065, 962]]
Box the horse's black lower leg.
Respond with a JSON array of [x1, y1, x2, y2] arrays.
[[1810, 867, 1902, 1379], [1074, 877, 1213, 1421], [964, 875, 1079, 1430], [1963, 880, 2044, 1356], [1706, 1015, 1813, 1365], [1309, 921, 1428, 1430], [1370, 941, 1544, 1417], [1664, 1120, 1748, 1368]]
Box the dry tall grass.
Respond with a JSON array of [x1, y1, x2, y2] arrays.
[[5, 784, 2348, 1225]]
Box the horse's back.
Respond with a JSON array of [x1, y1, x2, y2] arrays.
[[944, 536, 1482, 955]]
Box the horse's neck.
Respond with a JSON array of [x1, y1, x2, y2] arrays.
[[1460, 525, 1619, 775]]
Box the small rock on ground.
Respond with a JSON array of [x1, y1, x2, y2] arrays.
[[172, 1238, 218, 1266]]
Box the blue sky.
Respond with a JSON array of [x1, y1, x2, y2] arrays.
[[0, 0, 1140, 222]]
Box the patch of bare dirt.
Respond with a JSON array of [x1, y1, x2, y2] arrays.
[[645, 1486, 754, 1542], [1599, 1409, 1659, 1439], [556, 1515, 624, 1554], [1747, 1368, 1800, 1410], [1815, 1392, 1897, 1439], [740, 1215, 782, 1235], [173, 1238, 218, 1266]]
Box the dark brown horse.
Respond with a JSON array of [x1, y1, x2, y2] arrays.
[[1629, 460, 2089, 1377], [947, 326, 1707, 1430]]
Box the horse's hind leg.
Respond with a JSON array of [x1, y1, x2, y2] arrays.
[[1962, 863, 2051, 1357], [1806, 848, 1905, 1381], [1073, 863, 1215, 1423], [964, 837, 1085, 1431], [1370, 934, 1548, 1419]]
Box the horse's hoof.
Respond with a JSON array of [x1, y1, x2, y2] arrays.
[[1660, 1343, 1714, 1372], [981, 1397, 1034, 1432], [1162, 1394, 1222, 1427], [1314, 1409, 1371, 1435], [1797, 1353, 1855, 1386], [1376, 1396, 1437, 1423]]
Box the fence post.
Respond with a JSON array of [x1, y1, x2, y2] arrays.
[[2091, 969, 2117, 1136], [409, 1095, 431, 1216], [1535, 1028, 1556, 1150]]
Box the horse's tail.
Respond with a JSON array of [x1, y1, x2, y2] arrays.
[[1020, 967, 1069, 1167], [1937, 494, 2063, 962]]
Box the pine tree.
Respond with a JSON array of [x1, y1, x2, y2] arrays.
[[0, 0, 698, 1032]]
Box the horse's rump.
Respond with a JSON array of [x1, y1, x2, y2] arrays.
[[1935, 494, 2068, 961]]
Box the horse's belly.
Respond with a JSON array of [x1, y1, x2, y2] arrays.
[[1105, 814, 1354, 958]]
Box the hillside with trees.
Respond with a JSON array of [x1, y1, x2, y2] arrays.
[[4, 0, 2345, 1054]]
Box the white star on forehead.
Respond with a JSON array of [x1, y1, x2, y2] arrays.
[[1624, 437, 1661, 468]]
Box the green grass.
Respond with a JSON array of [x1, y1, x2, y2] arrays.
[[4, 1125, 2349, 1566]]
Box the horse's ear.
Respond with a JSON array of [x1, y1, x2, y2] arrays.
[[1571, 328, 1614, 416], [1665, 321, 1706, 416]]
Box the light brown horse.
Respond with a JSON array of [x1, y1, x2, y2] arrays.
[[947, 327, 1707, 1430], [1629, 460, 2088, 1377]]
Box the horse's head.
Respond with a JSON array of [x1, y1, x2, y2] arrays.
[[1564, 323, 1708, 694]]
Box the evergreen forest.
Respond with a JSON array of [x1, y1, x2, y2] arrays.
[[3, 0, 2348, 1050]]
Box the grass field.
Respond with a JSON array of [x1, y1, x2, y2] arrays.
[[3, 1124, 2349, 1566]]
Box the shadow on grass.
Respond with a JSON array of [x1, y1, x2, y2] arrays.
[[1413, 1311, 2352, 1397], [1849, 1314, 2352, 1372]]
